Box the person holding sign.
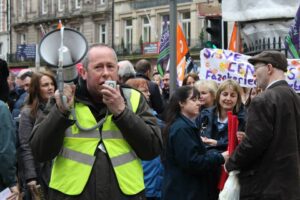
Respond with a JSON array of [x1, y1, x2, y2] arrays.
[[225, 51, 300, 199]]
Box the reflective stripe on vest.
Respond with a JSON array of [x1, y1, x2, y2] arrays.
[[49, 88, 145, 195], [59, 147, 95, 166]]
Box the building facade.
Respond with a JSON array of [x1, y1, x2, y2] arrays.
[[114, 0, 204, 54], [0, 0, 10, 60], [9, 0, 113, 67], [8, 0, 219, 67]]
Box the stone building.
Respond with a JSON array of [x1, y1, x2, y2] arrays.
[[9, 0, 113, 67], [0, 0, 10, 60], [8, 0, 220, 67]]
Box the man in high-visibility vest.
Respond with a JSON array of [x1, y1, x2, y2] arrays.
[[30, 44, 163, 199]]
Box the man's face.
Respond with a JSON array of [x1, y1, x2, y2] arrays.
[[253, 63, 269, 90], [82, 46, 119, 100], [162, 73, 170, 89], [22, 76, 31, 92]]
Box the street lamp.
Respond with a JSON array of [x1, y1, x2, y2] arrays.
[[169, 0, 177, 97]]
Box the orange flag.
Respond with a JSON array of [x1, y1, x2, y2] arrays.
[[176, 24, 189, 83], [228, 22, 238, 52], [57, 20, 63, 29]]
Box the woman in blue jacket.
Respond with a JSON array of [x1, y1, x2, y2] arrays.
[[162, 86, 227, 200], [196, 79, 246, 152], [195, 79, 246, 199]]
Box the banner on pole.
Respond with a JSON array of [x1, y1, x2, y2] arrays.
[[200, 48, 300, 93], [177, 24, 194, 84]]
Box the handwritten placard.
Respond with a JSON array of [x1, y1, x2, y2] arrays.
[[200, 48, 300, 93]]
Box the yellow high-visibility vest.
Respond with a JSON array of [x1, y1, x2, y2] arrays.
[[49, 88, 145, 195]]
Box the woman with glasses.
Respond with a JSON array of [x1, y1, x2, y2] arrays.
[[162, 86, 228, 200]]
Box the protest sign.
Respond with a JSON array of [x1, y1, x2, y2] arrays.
[[200, 48, 300, 93]]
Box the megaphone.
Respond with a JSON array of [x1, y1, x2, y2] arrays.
[[39, 27, 88, 82]]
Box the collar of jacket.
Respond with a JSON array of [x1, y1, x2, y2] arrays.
[[135, 73, 150, 81], [267, 80, 288, 90], [179, 113, 198, 129]]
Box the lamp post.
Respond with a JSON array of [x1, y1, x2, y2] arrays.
[[169, 0, 177, 97], [112, 0, 115, 49]]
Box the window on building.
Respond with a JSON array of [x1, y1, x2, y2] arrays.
[[51, 0, 55, 13], [100, 0, 106, 5], [20, 0, 25, 17], [20, 34, 26, 44], [0, 1, 3, 31], [75, 0, 81, 9], [58, 0, 64, 11], [161, 15, 170, 34], [142, 17, 151, 43], [181, 12, 191, 46], [99, 24, 107, 44], [125, 19, 133, 52], [42, 0, 48, 14]]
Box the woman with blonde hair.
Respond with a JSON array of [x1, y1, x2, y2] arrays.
[[194, 79, 218, 110], [195, 79, 246, 199], [197, 79, 245, 150]]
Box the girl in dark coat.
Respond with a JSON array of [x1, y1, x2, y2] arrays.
[[162, 86, 227, 200]]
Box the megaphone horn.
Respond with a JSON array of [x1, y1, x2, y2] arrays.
[[39, 28, 88, 68]]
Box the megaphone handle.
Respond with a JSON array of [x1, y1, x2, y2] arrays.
[[57, 68, 69, 110], [59, 27, 64, 64], [60, 94, 69, 110]]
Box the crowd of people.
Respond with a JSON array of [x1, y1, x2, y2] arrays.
[[0, 47, 299, 200]]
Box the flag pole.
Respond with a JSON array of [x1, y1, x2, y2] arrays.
[[169, 0, 177, 97], [143, 9, 158, 40]]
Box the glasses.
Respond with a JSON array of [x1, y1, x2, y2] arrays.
[[254, 63, 268, 71]]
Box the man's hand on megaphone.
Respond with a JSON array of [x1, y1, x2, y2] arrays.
[[55, 84, 76, 114]]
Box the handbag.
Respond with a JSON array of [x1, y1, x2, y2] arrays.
[[219, 170, 240, 200]]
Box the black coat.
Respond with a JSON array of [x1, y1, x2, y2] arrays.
[[162, 114, 224, 200], [0, 59, 9, 103], [226, 80, 300, 200], [18, 105, 52, 195]]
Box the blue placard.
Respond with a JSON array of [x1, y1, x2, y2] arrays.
[[16, 44, 36, 59]]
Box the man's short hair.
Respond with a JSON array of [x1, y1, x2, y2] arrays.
[[82, 44, 118, 70], [118, 60, 136, 77], [20, 71, 33, 80], [135, 59, 151, 74]]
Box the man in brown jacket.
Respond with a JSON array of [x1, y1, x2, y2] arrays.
[[30, 44, 162, 200], [225, 51, 300, 200]]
